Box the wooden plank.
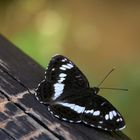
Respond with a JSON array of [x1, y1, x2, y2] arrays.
[[0, 129, 15, 140], [0, 35, 131, 140], [0, 35, 44, 90], [0, 69, 26, 97], [0, 92, 8, 103], [0, 97, 58, 140]]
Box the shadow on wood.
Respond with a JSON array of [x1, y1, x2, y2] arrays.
[[0, 35, 131, 140]]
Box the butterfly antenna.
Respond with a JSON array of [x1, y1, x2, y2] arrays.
[[100, 87, 128, 91], [98, 67, 115, 87]]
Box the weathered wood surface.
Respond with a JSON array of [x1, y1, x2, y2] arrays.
[[0, 35, 131, 140]]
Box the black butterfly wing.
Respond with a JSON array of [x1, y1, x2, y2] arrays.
[[48, 102, 84, 123], [82, 94, 125, 131], [35, 55, 89, 104], [48, 90, 91, 123], [46, 91, 125, 131]]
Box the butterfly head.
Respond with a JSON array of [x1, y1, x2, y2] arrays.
[[92, 87, 100, 94]]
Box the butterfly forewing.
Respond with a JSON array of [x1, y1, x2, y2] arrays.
[[45, 55, 89, 88], [36, 55, 89, 103]]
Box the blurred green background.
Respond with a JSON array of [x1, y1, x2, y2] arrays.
[[1, 1, 140, 139]]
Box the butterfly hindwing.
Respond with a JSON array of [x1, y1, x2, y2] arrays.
[[48, 103, 83, 123], [47, 90, 125, 131], [82, 94, 125, 131], [48, 90, 91, 123]]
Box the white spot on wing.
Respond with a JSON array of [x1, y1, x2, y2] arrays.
[[85, 110, 94, 114], [62, 64, 71, 69], [61, 118, 67, 121], [90, 124, 95, 127], [60, 62, 73, 71], [83, 121, 88, 124], [120, 118, 123, 121], [58, 77, 65, 83], [69, 120, 74, 122], [112, 110, 117, 117], [93, 110, 100, 116], [67, 63, 73, 68], [58, 102, 85, 113], [53, 83, 64, 99], [48, 107, 50, 111], [62, 64, 70, 69], [99, 121, 103, 124], [62, 58, 67, 62], [76, 120, 81, 123], [60, 67, 66, 71], [97, 126, 102, 128], [54, 83, 64, 90], [117, 118, 120, 122], [105, 114, 109, 120], [59, 73, 67, 77], [109, 111, 113, 120], [52, 72, 67, 99], [119, 125, 126, 130], [54, 115, 59, 118], [74, 105, 85, 113]]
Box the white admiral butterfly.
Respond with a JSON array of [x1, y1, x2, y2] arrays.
[[35, 55, 126, 131]]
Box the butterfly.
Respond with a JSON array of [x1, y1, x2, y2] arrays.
[[35, 54, 126, 131]]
